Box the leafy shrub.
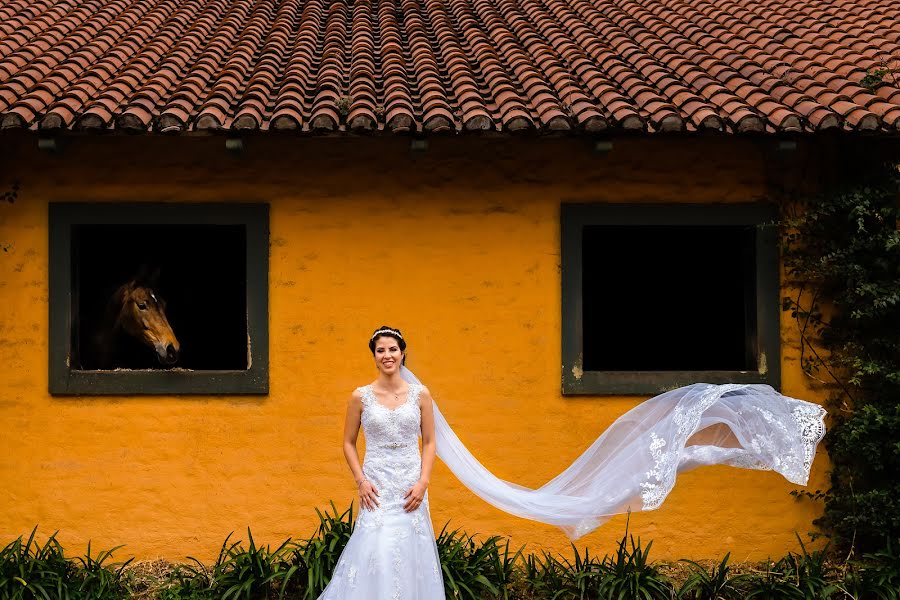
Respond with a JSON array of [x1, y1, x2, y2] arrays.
[[677, 553, 748, 600], [779, 160, 900, 553], [161, 502, 352, 600], [161, 528, 298, 600], [775, 535, 838, 599], [0, 526, 132, 600], [485, 537, 523, 600], [520, 517, 674, 600], [436, 524, 522, 599], [742, 561, 804, 600], [69, 540, 136, 599], [838, 539, 900, 600], [296, 502, 355, 598], [4, 509, 900, 599], [522, 549, 576, 598], [595, 529, 673, 600]]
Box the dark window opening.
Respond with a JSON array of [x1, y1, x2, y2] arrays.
[[581, 225, 757, 372], [49, 203, 268, 395], [560, 203, 780, 395], [72, 225, 248, 371]]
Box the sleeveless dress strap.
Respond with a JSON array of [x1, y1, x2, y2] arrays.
[[409, 383, 423, 406], [356, 385, 373, 408]]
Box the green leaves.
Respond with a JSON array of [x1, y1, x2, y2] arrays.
[[677, 553, 749, 600], [298, 501, 354, 598], [436, 524, 520, 600], [779, 161, 900, 553], [2, 516, 900, 599], [156, 502, 353, 600], [0, 526, 132, 600], [519, 518, 673, 600]]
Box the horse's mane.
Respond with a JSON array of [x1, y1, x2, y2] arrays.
[[99, 282, 129, 331], [91, 281, 132, 368]]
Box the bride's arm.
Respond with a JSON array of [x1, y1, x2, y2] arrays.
[[404, 385, 436, 511], [343, 389, 379, 509], [418, 386, 437, 486]]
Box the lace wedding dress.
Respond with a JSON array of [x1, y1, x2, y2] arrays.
[[317, 382, 444, 600]]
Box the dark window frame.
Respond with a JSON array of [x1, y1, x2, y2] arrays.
[[560, 203, 780, 395], [49, 203, 269, 395]]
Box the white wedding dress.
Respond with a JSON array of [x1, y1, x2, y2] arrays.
[[317, 382, 445, 600]]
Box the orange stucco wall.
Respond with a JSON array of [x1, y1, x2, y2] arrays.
[[0, 134, 828, 563]]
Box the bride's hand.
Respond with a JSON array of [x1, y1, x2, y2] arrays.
[[359, 479, 379, 511], [403, 480, 428, 512]]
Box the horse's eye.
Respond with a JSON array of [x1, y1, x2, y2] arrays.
[[137, 303, 147, 310]]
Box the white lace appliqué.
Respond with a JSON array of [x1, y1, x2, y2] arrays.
[[640, 384, 744, 510], [638, 384, 827, 511], [793, 403, 827, 473]]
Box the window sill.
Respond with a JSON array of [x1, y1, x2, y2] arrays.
[[562, 368, 778, 396]]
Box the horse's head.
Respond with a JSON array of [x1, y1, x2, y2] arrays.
[[114, 276, 180, 366]]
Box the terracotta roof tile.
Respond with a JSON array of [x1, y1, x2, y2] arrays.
[[1, 0, 899, 135]]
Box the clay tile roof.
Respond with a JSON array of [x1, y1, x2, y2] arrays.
[[1, 0, 899, 135]]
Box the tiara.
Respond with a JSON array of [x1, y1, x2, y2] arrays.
[[371, 328, 402, 340]]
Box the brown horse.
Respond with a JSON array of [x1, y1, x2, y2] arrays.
[[92, 268, 181, 369]]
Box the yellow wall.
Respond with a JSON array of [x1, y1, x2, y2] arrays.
[[0, 135, 829, 563]]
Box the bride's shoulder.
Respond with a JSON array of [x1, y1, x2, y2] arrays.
[[349, 385, 369, 404], [415, 383, 433, 401]]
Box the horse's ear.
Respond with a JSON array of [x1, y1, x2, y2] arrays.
[[133, 264, 161, 288]]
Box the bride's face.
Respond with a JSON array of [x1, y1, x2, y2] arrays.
[[373, 336, 403, 375]]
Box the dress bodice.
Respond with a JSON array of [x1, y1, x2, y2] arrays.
[[358, 383, 422, 449], [357, 382, 426, 520]]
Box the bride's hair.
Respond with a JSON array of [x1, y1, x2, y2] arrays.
[[368, 325, 407, 365]]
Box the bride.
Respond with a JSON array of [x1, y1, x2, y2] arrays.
[[316, 326, 827, 599], [317, 326, 444, 599]]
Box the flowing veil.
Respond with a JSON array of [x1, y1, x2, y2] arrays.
[[400, 366, 826, 541]]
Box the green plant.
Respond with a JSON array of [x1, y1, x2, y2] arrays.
[[167, 528, 298, 600], [159, 557, 217, 599], [0, 526, 69, 600], [838, 539, 900, 600], [677, 553, 748, 599], [595, 526, 674, 600], [775, 534, 838, 599], [217, 529, 295, 599], [860, 59, 899, 91], [779, 160, 900, 553], [6, 516, 900, 599], [520, 517, 674, 600], [69, 539, 135, 599], [156, 564, 217, 600], [297, 501, 355, 598], [334, 96, 352, 117], [522, 550, 574, 599], [0, 526, 133, 600], [559, 545, 606, 599], [743, 561, 804, 599], [436, 523, 520, 600], [484, 537, 523, 600]]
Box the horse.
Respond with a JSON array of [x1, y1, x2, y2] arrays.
[[90, 268, 181, 369]]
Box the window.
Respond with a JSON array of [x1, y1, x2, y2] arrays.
[[560, 203, 779, 395], [49, 203, 268, 395]]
